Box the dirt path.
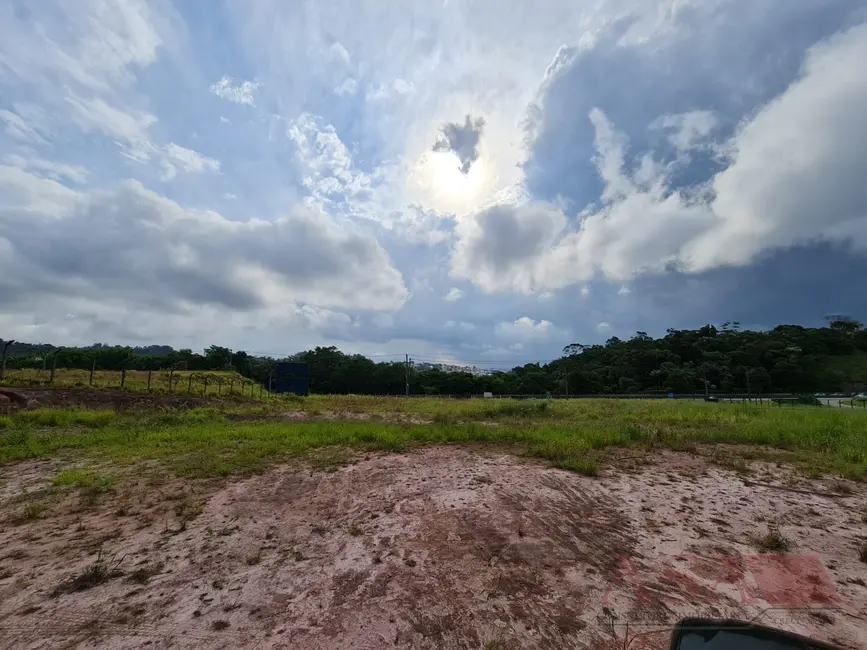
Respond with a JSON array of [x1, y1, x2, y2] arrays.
[[1, 447, 865, 649]]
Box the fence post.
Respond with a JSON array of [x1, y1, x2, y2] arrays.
[[50, 352, 58, 384], [168, 369, 175, 393], [0, 339, 14, 381], [89, 361, 95, 386], [203, 377, 208, 396], [188, 373, 194, 393], [147, 370, 152, 392], [218, 378, 222, 396], [229, 380, 234, 395], [121, 367, 126, 389]]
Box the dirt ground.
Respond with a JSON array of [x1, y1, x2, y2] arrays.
[[1, 447, 866, 650], [0, 387, 215, 411]]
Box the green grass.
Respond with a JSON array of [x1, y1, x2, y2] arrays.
[[17, 410, 117, 428], [0, 398, 865, 479], [52, 467, 116, 504], [0, 368, 267, 396], [52, 468, 115, 490]]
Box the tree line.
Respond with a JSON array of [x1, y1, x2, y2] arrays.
[[2, 318, 865, 395]]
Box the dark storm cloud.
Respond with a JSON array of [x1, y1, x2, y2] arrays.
[[432, 114, 485, 174]]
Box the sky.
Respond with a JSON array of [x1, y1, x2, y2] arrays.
[[1, 0, 866, 368]]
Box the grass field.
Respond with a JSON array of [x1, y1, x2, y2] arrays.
[[3, 394, 867, 648], [0, 367, 266, 396], [1, 395, 866, 479]]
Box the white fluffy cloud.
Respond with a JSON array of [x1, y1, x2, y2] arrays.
[[209, 76, 260, 106], [452, 20, 867, 294], [444, 288, 464, 302], [159, 144, 220, 180], [287, 113, 373, 206], [685, 22, 867, 268], [4, 154, 89, 184], [651, 111, 719, 153], [495, 317, 563, 341]]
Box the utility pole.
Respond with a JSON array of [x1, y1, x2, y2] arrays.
[[0, 339, 14, 381], [746, 370, 752, 403], [405, 354, 410, 397]]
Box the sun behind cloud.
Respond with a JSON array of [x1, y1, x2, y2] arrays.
[[405, 148, 490, 216]]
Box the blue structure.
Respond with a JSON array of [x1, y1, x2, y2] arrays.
[[274, 362, 310, 396]]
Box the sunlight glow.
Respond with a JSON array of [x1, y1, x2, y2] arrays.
[[409, 150, 489, 215]]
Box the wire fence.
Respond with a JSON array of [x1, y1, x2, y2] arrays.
[[0, 366, 272, 398], [407, 393, 867, 408], [0, 367, 864, 408]]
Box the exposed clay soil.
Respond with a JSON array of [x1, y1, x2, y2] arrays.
[[1, 447, 866, 649]]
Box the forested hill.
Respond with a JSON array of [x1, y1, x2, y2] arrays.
[[2, 319, 866, 395]]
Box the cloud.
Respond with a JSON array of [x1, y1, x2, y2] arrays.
[[0, 105, 50, 144], [444, 287, 464, 301], [451, 202, 567, 293], [2, 0, 865, 359], [209, 76, 259, 106], [390, 204, 453, 246], [4, 154, 89, 184], [596, 322, 611, 333], [617, 285, 631, 296], [495, 316, 564, 341], [328, 42, 351, 66], [334, 78, 358, 96], [63, 96, 219, 180], [685, 21, 867, 268], [454, 19, 867, 295], [0, 168, 408, 320], [65, 95, 158, 162], [432, 115, 486, 174], [160, 143, 220, 180], [0, 0, 168, 92], [287, 113, 371, 204], [651, 111, 719, 153]]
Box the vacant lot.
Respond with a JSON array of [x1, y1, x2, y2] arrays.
[[1, 395, 866, 649]]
